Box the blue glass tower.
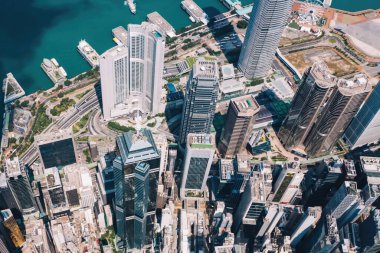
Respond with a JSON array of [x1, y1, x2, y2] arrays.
[[113, 129, 160, 252]]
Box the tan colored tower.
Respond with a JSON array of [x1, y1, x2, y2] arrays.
[[0, 209, 25, 248], [218, 95, 260, 158]]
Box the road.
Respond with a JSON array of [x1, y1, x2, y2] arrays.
[[20, 85, 102, 166]]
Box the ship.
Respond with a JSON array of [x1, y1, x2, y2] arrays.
[[126, 0, 136, 14], [77, 39, 100, 67]]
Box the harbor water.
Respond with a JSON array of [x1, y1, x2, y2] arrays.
[[0, 0, 380, 129]]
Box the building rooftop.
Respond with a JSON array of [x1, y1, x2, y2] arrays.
[[338, 73, 371, 96], [221, 64, 235, 80], [188, 133, 215, 149], [147, 12, 176, 37], [219, 159, 234, 181], [193, 58, 219, 79], [35, 129, 73, 146], [231, 94, 260, 116], [219, 79, 245, 95], [361, 156, 380, 174], [45, 167, 62, 188], [181, 0, 207, 20], [310, 62, 338, 88], [112, 26, 128, 45], [117, 128, 160, 165], [101, 45, 128, 59], [5, 157, 22, 177]]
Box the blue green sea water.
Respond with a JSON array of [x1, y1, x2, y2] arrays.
[[0, 0, 379, 128]]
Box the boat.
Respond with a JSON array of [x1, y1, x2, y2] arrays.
[[127, 0, 136, 14]]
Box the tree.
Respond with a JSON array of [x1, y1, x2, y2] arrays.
[[237, 20, 248, 29], [20, 101, 29, 107], [58, 93, 64, 98], [64, 79, 72, 86]]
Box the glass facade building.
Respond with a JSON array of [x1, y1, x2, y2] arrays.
[[38, 138, 77, 168], [113, 129, 160, 252], [344, 81, 380, 149], [179, 59, 219, 145]]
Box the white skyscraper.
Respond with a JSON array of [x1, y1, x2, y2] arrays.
[[180, 133, 215, 198], [100, 22, 165, 120], [238, 0, 294, 78]]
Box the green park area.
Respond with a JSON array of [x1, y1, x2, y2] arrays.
[[50, 98, 75, 116]]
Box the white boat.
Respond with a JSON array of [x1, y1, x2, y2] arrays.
[[127, 0, 136, 14]]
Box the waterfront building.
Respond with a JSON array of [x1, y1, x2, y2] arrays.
[[180, 133, 215, 198], [179, 59, 219, 145], [218, 95, 260, 158], [238, 0, 293, 78], [100, 22, 165, 121], [35, 130, 77, 169], [5, 158, 38, 215], [344, 81, 380, 149], [0, 209, 25, 249], [113, 129, 160, 251], [304, 74, 370, 156], [278, 62, 337, 152]]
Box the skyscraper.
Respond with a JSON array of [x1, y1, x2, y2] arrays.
[[344, 81, 380, 149], [100, 22, 165, 120], [238, 0, 294, 78], [0, 173, 19, 212], [324, 181, 359, 222], [0, 209, 25, 249], [290, 207, 322, 247], [218, 95, 260, 158], [5, 158, 38, 215], [179, 59, 219, 145], [180, 133, 215, 198], [278, 62, 337, 151], [113, 129, 160, 251], [304, 74, 370, 156]]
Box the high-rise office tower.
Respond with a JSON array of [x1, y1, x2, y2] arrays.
[[304, 74, 370, 156], [113, 129, 160, 251], [100, 22, 165, 120], [218, 95, 260, 158], [358, 209, 380, 253], [278, 62, 337, 151], [5, 158, 38, 215], [344, 81, 380, 149], [180, 133, 215, 198], [297, 215, 340, 253], [179, 59, 219, 145], [233, 172, 266, 232], [0, 209, 25, 249], [290, 207, 322, 247], [324, 181, 359, 222], [238, 0, 294, 78], [302, 158, 343, 206], [35, 130, 77, 169], [0, 173, 19, 212], [256, 204, 284, 239], [0, 235, 10, 253], [271, 163, 304, 204]]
